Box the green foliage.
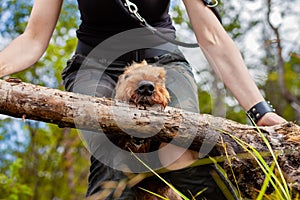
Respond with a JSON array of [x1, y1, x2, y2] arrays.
[[0, 159, 33, 200], [198, 89, 213, 114], [263, 53, 300, 123], [14, 123, 89, 200], [285, 54, 300, 96], [0, 0, 32, 37], [223, 15, 242, 39], [226, 108, 247, 124], [172, 5, 191, 29]]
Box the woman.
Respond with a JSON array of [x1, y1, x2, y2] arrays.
[[0, 0, 286, 199]]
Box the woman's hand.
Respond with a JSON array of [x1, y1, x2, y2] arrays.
[[257, 112, 287, 126]]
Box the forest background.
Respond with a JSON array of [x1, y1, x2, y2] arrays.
[[0, 0, 299, 199]]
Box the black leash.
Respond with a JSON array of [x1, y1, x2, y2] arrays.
[[116, 0, 222, 48]]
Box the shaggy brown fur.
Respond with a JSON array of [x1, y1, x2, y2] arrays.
[[115, 60, 170, 109], [114, 61, 181, 200]]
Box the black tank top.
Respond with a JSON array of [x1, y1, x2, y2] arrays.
[[76, 0, 176, 46]]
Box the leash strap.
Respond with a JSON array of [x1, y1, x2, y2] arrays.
[[117, 0, 222, 48], [143, 21, 199, 48]]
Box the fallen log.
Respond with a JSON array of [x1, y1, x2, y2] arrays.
[[0, 78, 299, 198]]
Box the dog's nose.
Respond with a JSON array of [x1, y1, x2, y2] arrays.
[[137, 81, 155, 96]]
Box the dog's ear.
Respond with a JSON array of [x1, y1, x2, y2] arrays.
[[118, 73, 124, 80], [140, 60, 148, 65], [126, 60, 149, 72], [158, 68, 166, 80]]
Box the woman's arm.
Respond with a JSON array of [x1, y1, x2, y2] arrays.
[[183, 0, 286, 125], [0, 0, 63, 77]]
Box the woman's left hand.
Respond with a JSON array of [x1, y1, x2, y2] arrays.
[[257, 112, 287, 126]]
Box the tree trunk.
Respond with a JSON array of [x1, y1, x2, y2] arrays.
[[0, 78, 299, 198], [266, 0, 300, 122]]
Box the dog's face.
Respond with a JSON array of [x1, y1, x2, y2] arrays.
[[115, 61, 170, 108]]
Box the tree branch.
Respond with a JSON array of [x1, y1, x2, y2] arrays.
[[0, 79, 299, 198]]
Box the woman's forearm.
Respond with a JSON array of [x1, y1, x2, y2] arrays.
[[200, 35, 264, 111], [183, 0, 264, 111]]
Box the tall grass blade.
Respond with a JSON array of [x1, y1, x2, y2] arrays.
[[138, 187, 169, 200], [129, 149, 189, 200], [256, 160, 276, 200], [220, 137, 242, 199], [192, 188, 207, 199]]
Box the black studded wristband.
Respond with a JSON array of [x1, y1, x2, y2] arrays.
[[247, 101, 276, 124]]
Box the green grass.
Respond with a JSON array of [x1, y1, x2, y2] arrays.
[[216, 117, 293, 200]]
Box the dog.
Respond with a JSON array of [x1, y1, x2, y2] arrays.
[[114, 60, 170, 153], [113, 61, 182, 200]]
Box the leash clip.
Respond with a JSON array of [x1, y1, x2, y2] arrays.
[[203, 0, 219, 8], [124, 0, 145, 23]]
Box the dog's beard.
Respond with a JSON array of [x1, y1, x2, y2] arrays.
[[131, 93, 155, 107], [121, 87, 169, 109]]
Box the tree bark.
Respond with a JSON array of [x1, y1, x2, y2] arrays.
[[0, 78, 299, 198]]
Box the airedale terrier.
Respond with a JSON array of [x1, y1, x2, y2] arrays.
[[114, 60, 170, 153], [115, 60, 170, 109], [114, 61, 182, 200]]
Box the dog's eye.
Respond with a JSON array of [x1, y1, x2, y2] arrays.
[[124, 75, 129, 79]]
